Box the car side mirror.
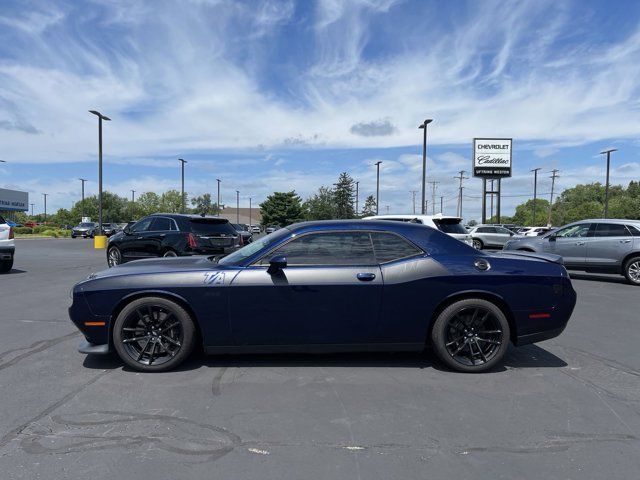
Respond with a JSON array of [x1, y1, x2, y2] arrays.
[[267, 255, 287, 274], [123, 225, 131, 235]]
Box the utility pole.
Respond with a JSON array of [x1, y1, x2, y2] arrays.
[[216, 179, 221, 217], [236, 190, 240, 224], [440, 195, 444, 214], [453, 171, 468, 218], [411, 190, 417, 214], [375, 161, 382, 215], [131, 189, 135, 203], [600, 149, 617, 218], [79, 178, 87, 220], [428, 181, 439, 215], [385, 205, 390, 214], [418, 119, 433, 214], [42, 193, 48, 224], [548, 169, 560, 227], [531, 168, 541, 225], [489, 179, 494, 222]]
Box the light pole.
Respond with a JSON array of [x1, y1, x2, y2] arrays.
[[249, 197, 252, 228], [178, 158, 187, 213], [236, 190, 240, 224], [418, 119, 433, 214], [42, 193, 48, 224], [131, 189, 135, 202], [89, 110, 110, 243], [30, 203, 35, 217], [78, 178, 87, 220], [355, 181, 359, 216], [375, 161, 382, 215], [600, 149, 617, 218], [530, 168, 541, 225], [216, 179, 221, 217]]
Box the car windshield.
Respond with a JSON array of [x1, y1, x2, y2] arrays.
[[189, 219, 237, 236], [433, 218, 467, 234], [79, 223, 94, 228], [219, 228, 290, 265]]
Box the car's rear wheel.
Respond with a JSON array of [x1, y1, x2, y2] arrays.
[[112, 297, 196, 372], [107, 246, 122, 267], [472, 239, 483, 250], [624, 256, 640, 286], [0, 257, 13, 273], [431, 298, 510, 373], [163, 250, 178, 258]]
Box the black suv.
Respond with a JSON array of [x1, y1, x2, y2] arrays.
[[106, 214, 243, 267]]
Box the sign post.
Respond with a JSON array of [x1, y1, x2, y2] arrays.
[[472, 138, 512, 224]]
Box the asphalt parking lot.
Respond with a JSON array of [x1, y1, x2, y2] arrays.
[[0, 239, 639, 479]]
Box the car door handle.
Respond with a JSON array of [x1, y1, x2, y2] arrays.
[[136, 236, 143, 240], [356, 273, 376, 281], [159, 234, 166, 238], [575, 241, 585, 246], [620, 239, 632, 243]]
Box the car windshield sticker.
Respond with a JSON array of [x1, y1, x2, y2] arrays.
[[203, 271, 226, 285]]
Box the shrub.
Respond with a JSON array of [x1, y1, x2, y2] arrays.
[[14, 227, 33, 234]]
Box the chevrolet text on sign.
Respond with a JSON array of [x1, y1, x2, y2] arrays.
[[473, 138, 512, 178]]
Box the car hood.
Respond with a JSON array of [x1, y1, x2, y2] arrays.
[[86, 256, 229, 281]]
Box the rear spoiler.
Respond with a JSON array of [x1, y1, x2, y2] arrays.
[[489, 251, 564, 265]]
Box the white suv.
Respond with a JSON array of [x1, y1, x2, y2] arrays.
[[0, 215, 15, 273], [363, 214, 474, 246]]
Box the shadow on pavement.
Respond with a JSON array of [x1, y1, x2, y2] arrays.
[[4, 268, 27, 274], [82, 343, 566, 373], [569, 272, 629, 285]]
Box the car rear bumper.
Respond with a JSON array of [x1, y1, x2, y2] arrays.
[[0, 245, 15, 260]]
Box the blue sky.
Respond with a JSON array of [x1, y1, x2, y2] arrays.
[[1, 0, 639, 220]]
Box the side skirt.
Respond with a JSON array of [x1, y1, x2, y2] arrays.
[[204, 343, 424, 355]]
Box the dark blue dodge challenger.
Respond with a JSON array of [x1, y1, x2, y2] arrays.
[[69, 220, 576, 373]]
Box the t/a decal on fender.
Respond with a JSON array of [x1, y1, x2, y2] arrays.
[[203, 271, 226, 285]]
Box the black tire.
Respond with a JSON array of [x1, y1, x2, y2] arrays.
[[71, 235, 76, 238], [163, 250, 178, 258], [623, 256, 640, 286], [0, 257, 13, 273], [472, 238, 483, 250], [112, 297, 196, 372], [431, 298, 510, 373], [107, 246, 122, 267]]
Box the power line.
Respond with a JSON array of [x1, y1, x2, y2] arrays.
[[428, 181, 439, 215], [453, 170, 468, 218]]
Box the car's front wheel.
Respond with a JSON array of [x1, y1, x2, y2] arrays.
[[163, 250, 178, 258], [107, 246, 122, 267], [624, 256, 640, 286], [431, 298, 510, 373], [472, 239, 483, 250], [112, 297, 196, 372]]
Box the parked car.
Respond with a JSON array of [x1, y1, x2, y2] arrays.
[[24, 221, 38, 228], [504, 219, 640, 285], [106, 214, 243, 267], [5, 220, 21, 227], [70, 219, 576, 373], [364, 214, 473, 246], [101, 223, 119, 237], [251, 225, 261, 234], [0, 214, 15, 273], [468, 225, 519, 250], [232, 223, 253, 244], [265, 225, 280, 234], [71, 222, 98, 238]]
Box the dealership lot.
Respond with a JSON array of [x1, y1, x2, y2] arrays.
[[0, 239, 639, 479]]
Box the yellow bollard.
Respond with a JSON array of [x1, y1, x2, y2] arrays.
[[94, 235, 107, 249]]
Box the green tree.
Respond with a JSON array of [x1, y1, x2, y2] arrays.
[[136, 192, 161, 216], [67, 191, 129, 224], [260, 191, 304, 227], [333, 172, 355, 219], [304, 186, 335, 220], [361, 195, 377, 217], [160, 189, 186, 213], [510, 198, 550, 226], [191, 193, 219, 216]]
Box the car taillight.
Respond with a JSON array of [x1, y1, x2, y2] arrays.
[[9, 227, 14, 239], [186, 233, 198, 248]]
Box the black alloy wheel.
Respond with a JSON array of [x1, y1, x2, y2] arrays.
[[431, 298, 510, 373], [107, 246, 122, 267], [163, 250, 178, 258], [472, 239, 483, 250], [112, 297, 195, 372]]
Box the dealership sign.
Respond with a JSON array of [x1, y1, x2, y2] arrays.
[[0, 188, 29, 211], [473, 138, 512, 178]]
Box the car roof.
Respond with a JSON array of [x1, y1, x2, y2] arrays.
[[148, 213, 230, 222], [578, 218, 640, 225], [363, 214, 462, 221]]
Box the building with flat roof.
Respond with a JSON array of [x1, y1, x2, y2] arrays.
[[218, 207, 262, 226]]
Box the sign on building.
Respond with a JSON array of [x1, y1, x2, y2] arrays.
[[0, 188, 29, 211], [472, 138, 512, 178]]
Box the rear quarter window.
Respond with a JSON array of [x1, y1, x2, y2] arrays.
[[371, 232, 423, 263], [189, 219, 237, 236]]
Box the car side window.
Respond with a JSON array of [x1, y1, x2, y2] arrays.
[[263, 232, 376, 266], [151, 217, 173, 231], [371, 232, 423, 263], [626, 225, 640, 236], [555, 224, 590, 238], [131, 218, 153, 233], [594, 223, 631, 237], [477, 227, 495, 233], [496, 227, 511, 234]]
